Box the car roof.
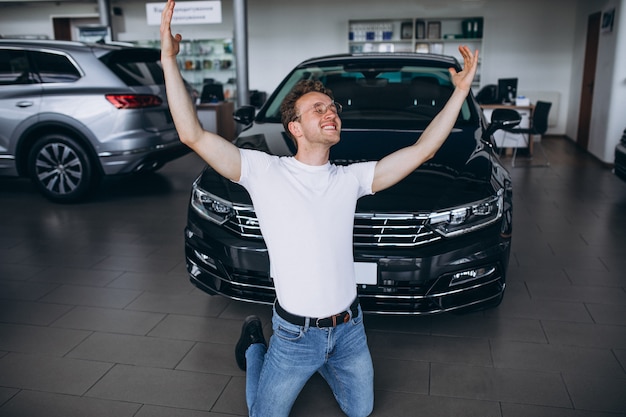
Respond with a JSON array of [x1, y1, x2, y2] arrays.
[[0, 38, 129, 53], [297, 53, 460, 68]]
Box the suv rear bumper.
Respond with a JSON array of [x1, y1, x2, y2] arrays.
[[99, 140, 190, 174]]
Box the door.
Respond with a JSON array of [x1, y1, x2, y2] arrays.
[[577, 12, 601, 150], [0, 48, 42, 174]]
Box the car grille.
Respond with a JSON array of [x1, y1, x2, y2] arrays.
[[224, 208, 440, 247], [353, 213, 438, 247]]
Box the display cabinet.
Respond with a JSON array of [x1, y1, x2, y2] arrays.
[[348, 17, 483, 86], [138, 38, 236, 95]]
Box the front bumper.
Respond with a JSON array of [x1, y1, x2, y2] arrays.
[[184, 212, 511, 315]]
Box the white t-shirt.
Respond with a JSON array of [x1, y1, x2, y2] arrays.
[[236, 148, 376, 317]]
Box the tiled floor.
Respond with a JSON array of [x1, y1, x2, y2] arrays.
[[1, 136, 625, 417]]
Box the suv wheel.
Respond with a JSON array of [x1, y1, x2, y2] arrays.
[[28, 134, 99, 203]]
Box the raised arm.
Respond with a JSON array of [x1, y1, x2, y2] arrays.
[[371, 46, 479, 193], [160, 0, 241, 181]]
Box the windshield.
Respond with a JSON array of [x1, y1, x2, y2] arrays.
[[261, 60, 474, 130]]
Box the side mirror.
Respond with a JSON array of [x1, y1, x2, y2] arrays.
[[483, 108, 521, 141], [233, 105, 256, 126]]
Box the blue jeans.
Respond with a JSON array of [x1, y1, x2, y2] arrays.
[[245, 305, 374, 417]]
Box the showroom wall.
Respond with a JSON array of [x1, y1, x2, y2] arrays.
[[0, 0, 622, 163]]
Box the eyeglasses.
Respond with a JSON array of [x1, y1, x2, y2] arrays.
[[294, 101, 343, 121]]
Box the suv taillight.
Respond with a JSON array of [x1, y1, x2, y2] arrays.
[[105, 94, 163, 109]]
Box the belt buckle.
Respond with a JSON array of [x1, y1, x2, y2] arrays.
[[316, 312, 348, 328], [315, 316, 330, 328]]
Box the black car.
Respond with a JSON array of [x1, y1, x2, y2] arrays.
[[614, 128, 626, 182], [184, 53, 520, 315]]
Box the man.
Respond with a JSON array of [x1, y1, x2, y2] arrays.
[[160, 1, 478, 416]]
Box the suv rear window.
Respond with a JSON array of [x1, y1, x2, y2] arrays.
[[100, 48, 164, 87]]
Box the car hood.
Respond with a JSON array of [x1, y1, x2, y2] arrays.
[[197, 125, 499, 214]]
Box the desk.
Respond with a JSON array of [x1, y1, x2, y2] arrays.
[[481, 104, 534, 155], [196, 101, 236, 141]]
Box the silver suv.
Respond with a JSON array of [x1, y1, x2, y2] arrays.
[[0, 39, 191, 203]]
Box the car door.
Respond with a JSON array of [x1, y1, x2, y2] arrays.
[[0, 47, 42, 176]]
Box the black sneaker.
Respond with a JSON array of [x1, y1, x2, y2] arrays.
[[235, 315, 267, 371]]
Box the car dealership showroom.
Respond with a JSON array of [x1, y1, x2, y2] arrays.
[[1, 0, 626, 415]]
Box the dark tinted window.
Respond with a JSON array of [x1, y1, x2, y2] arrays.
[[100, 48, 164, 86], [30, 51, 81, 83], [0, 48, 36, 85]]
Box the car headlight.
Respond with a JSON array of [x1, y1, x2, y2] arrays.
[[191, 181, 235, 225], [427, 190, 503, 237]]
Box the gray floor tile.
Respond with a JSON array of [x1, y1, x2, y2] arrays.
[[107, 271, 194, 294], [491, 340, 624, 377], [41, 284, 142, 308], [526, 281, 626, 305], [176, 341, 243, 376], [429, 313, 547, 343], [369, 391, 501, 417], [148, 314, 241, 344], [0, 299, 72, 326], [368, 330, 492, 367], [0, 390, 140, 417], [28, 266, 122, 287], [614, 348, 626, 371], [215, 299, 273, 322], [564, 267, 624, 287], [542, 320, 626, 349], [430, 362, 571, 408], [85, 364, 231, 411], [135, 404, 233, 417], [484, 290, 593, 322], [209, 376, 248, 416], [126, 291, 231, 317], [0, 387, 18, 407], [563, 373, 626, 413], [0, 352, 112, 395], [586, 302, 626, 326], [0, 263, 45, 281], [501, 402, 620, 417], [51, 306, 166, 335], [373, 357, 429, 394], [0, 280, 58, 301], [0, 323, 90, 355], [363, 314, 433, 335], [67, 332, 195, 369]]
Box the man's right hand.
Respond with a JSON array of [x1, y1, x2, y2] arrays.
[[160, 0, 182, 60]]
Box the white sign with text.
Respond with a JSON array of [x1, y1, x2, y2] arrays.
[[146, 1, 222, 26]]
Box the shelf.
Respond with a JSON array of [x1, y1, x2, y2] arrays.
[[348, 17, 483, 86], [136, 38, 235, 92], [348, 17, 483, 54]]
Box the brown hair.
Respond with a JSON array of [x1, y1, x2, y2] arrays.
[[280, 79, 334, 143]]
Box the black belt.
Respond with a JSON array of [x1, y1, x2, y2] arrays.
[[275, 298, 359, 328]]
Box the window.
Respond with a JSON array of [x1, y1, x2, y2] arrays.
[[261, 61, 473, 129], [0, 49, 35, 85], [30, 51, 81, 83], [100, 49, 164, 86]]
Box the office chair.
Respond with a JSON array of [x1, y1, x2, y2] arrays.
[[200, 83, 225, 103], [503, 100, 552, 167]]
